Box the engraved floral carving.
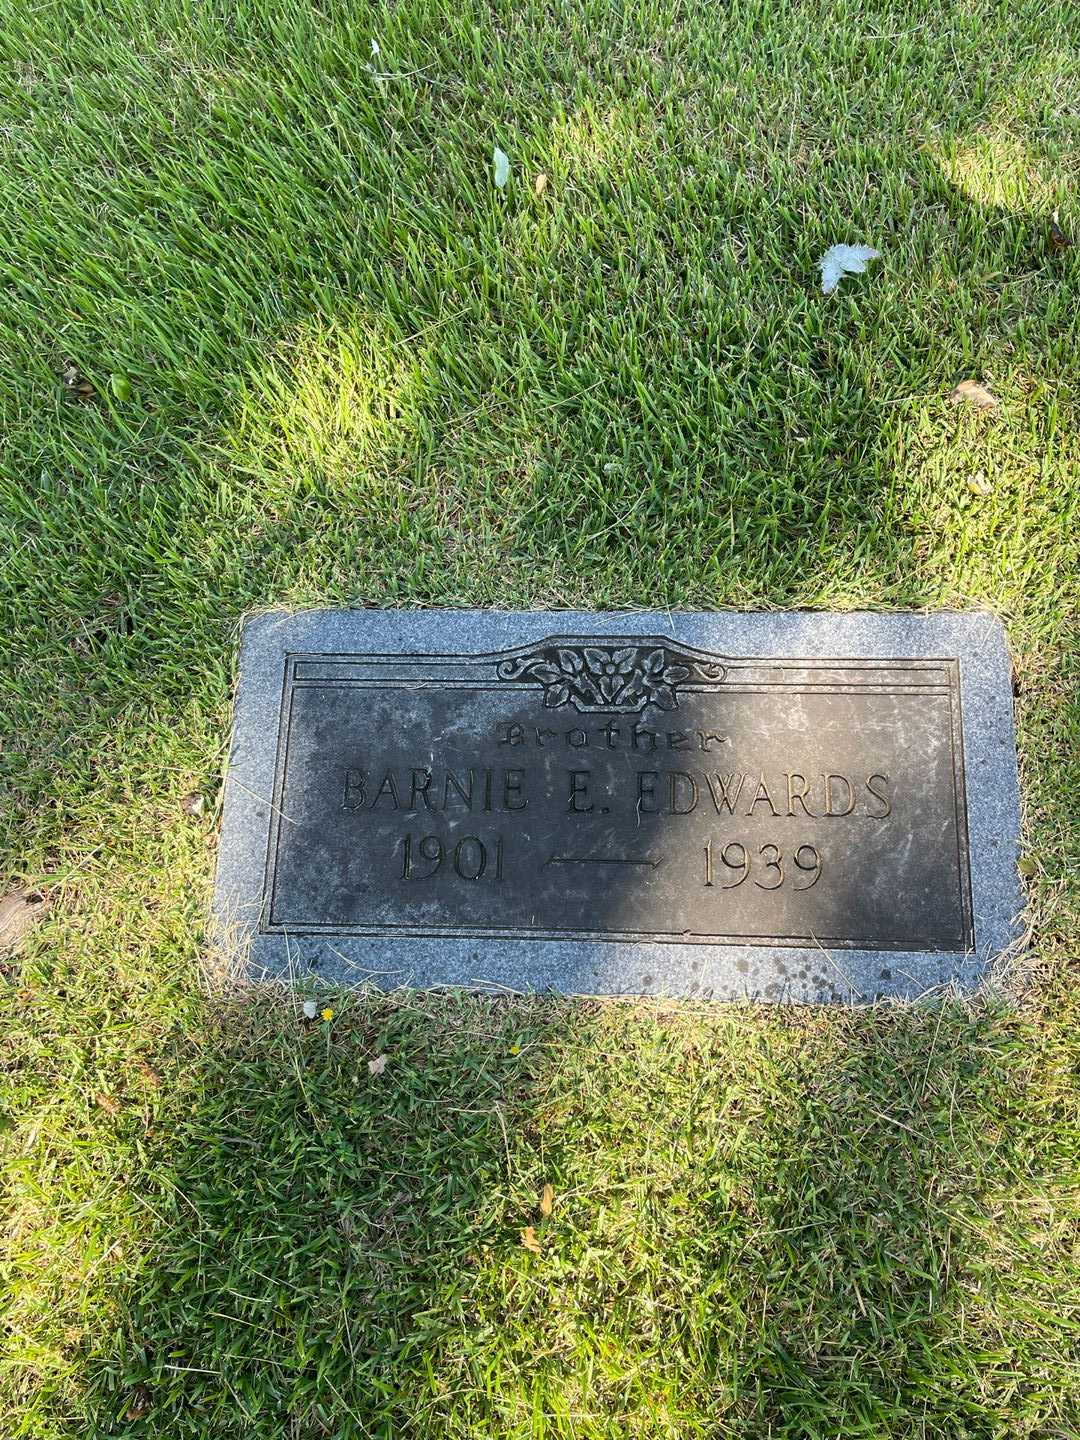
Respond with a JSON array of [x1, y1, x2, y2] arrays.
[[496, 642, 726, 713]]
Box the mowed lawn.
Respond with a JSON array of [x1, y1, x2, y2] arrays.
[[1, 0, 1079, 1434]]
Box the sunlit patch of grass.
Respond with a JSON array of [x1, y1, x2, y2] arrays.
[[938, 133, 1066, 212], [931, 51, 1078, 212], [225, 316, 419, 501], [547, 101, 654, 183]]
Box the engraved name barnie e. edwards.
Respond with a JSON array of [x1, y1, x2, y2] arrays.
[[338, 640, 895, 826]]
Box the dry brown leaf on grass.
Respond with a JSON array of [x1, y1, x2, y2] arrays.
[[539, 1183, 554, 1217], [0, 890, 49, 956], [950, 379, 998, 411], [533, 172, 549, 197], [95, 1093, 120, 1117], [125, 1386, 153, 1421], [1048, 216, 1072, 253], [520, 1225, 541, 1253], [368, 1053, 388, 1076], [60, 361, 95, 398]]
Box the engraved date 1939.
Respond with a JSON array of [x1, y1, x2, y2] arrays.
[[703, 840, 821, 890]]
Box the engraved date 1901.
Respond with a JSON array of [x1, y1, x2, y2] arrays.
[[401, 833, 504, 881], [703, 840, 821, 890]]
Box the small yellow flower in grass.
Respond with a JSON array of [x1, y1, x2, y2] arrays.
[[509, 1044, 520, 1055], [321, 1007, 334, 1022]]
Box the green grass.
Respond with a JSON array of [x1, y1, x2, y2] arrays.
[[1, 0, 1078, 1434]]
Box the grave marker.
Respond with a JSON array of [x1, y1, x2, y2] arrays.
[[214, 611, 1021, 1001]]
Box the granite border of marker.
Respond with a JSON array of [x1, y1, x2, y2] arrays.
[[213, 609, 1023, 1004]]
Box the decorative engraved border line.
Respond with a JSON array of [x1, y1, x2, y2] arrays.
[[290, 650, 957, 676], [290, 648, 952, 666], [262, 922, 972, 952], [947, 658, 974, 945], [285, 681, 956, 697], [260, 650, 973, 951], [287, 651, 958, 702]]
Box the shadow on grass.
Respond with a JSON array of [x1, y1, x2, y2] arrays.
[[80, 991, 1075, 1439]]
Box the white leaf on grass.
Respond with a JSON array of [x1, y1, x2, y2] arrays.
[[493, 147, 510, 189], [370, 37, 380, 58], [302, 1000, 318, 1020], [819, 243, 881, 294], [368, 1053, 389, 1076]]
